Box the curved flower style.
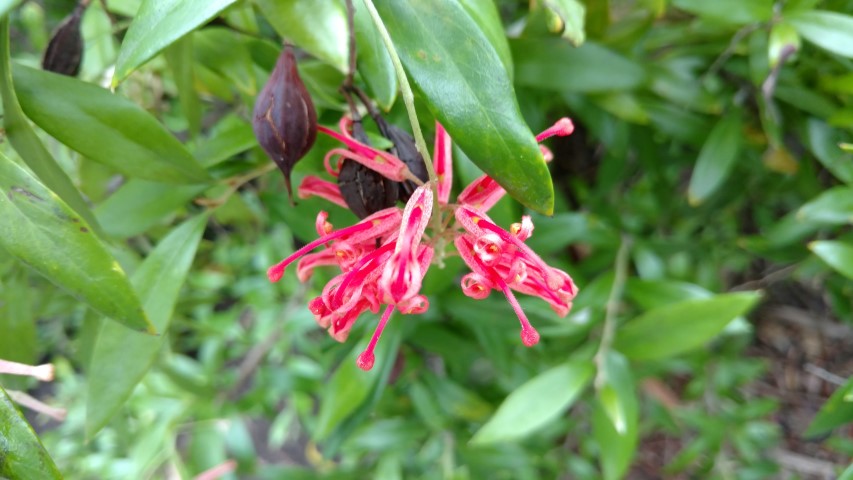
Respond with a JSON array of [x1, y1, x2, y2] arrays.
[[270, 115, 577, 370]]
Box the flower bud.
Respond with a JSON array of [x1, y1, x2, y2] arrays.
[[338, 120, 398, 219], [253, 44, 318, 202], [42, 3, 86, 77]]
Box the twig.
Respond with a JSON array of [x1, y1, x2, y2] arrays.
[[6, 390, 67, 421], [343, 0, 357, 91], [594, 235, 632, 388], [804, 363, 847, 386]]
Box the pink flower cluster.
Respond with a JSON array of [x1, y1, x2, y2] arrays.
[[267, 117, 578, 370]]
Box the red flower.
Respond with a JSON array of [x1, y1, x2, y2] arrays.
[[269, 116, 577, 369]]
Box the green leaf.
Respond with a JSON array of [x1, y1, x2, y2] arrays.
[[254, 0, 348, 72], [614, 292, 761, 361], [0, 17, 101, 233], [0, 267, 36, 364], [354, 0, 397, 109], [673, 0, 772, 25], [528, 0, 586, 46], [798, 186, 853, 225], [512, 38, 646, 93], [376, 0, 554, 214], [113, 0, 239, 84], [0, 386, 62, 480], [788, 10, 853, 58], [687, 112, 744, 205], [839, 462, 853, 480], [810, 241, 853, 280], [12, 64, 210, 185], [0, 153, 153, 333], [86, 214, 209, 437], [471, 361, 593, 444], [806, 119, 853, 184], [593, 353, 638, 480], [457, 0, 514, 76], [805, 375, 853, 437], [95, 180, 205, 238], [314, 319, 403, 441], [164, 35, 202, 138]]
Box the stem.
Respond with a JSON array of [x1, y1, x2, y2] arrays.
[[594, 234, 632, 389], [343, 0, 357, 90], [361, 0, 441, 229]]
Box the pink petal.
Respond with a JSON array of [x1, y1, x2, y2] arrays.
[[457, 175, 506, 212], [434, 122, 453, 204], [298, 175, 349, 208]]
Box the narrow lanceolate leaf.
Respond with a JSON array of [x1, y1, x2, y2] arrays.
[[113, 0, 238, 84], [86, 214, 208, 437], [13, 64, 210, 185], [354, 0, 397, 109], [0, 387, 62, 480], [614, 292, 761, 361], [687, 112, 743, 206], [798, 186, 853, 225], [805, 375, 853, 437], [593, 352, 638, 480], [375, 0, 554, 215], [255, 0, 348, 73], [0, 17, 100, 232], [788, 10, 853, 59], [0, 153, 153, 334], [471, 361, 593, 444], [810, 241, 853, 280]]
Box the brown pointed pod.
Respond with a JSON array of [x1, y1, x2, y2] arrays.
[[252, 44, 318, 202], [42, 2, 87, 77], [338, 120, 398, 219]]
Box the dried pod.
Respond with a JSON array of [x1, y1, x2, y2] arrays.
[[338, 121, 398, 219], [380, 124, 429, 202], [253, 44, 318, 202], [42, 2, 87, 76]]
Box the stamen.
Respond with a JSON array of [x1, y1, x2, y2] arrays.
[[535, 117, 574, 142], [496, 278, 540, 347], [267, 220, 372, 282], [356, 305, 395, 371]]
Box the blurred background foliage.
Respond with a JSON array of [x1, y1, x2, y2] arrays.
[[1, 0, 853, 478]]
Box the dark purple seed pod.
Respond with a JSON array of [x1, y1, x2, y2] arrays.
[[382, 124, 428, 202], [252, 44, 318, 202], [42, 3, 86, 77], [338, 121, 398, 219]]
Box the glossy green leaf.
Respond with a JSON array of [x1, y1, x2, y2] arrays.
[[164, 35, 201, 138], [113, 0, 238, 84], [673, 0, 772, 25], [840, 462, 853, 480], [86, 214, 209, 437], [593, 353, 638, 480], [0, 386, 62, 480], [13, 64, 210, 185], [805, 375, 853, 437], [810, 241, 853, 280], [255, 0, 348, 72], [95, 180, 205, 238], [687, 112, 743, 205], [354, 0, 397, 109], [457, 0, 514, 76], [614, 292, 761, 361], [798, 186, 853, 224], [788, 10, 853, 58], [376, 0, 554, 214], [512, 38, 646, 93], [0, 17, 100, 232], [0, 153, 153, 333], [471, 361, 593, 444]]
